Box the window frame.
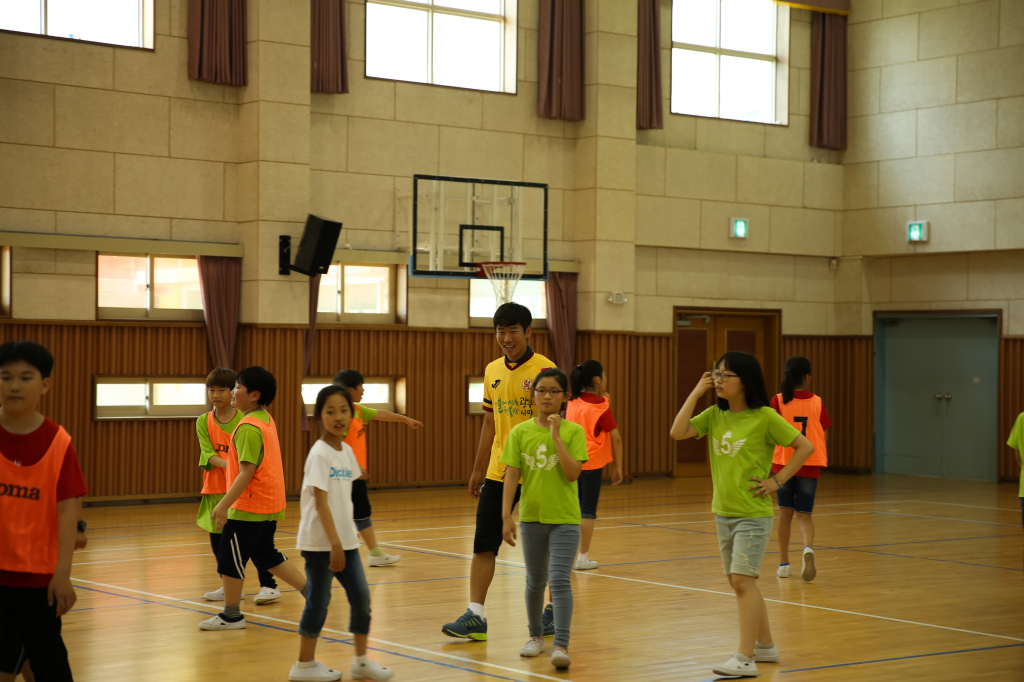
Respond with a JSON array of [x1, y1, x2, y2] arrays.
[[302, 377, 407, 417], [669, 0, 790, 126], [0, 0, 155, 51], [0, 246, 10, 318], [316, 262, 399, 325], [364, 0, 518, 94], [467, 375, 485, 415], [96, 252, 205, 321], [93, 375, 209, 421], [468, 278, 547, 329]]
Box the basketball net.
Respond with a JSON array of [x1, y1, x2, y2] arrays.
[[477, 262, 527, 307]]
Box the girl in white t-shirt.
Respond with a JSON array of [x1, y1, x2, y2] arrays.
[[289, 385, 394, 682]]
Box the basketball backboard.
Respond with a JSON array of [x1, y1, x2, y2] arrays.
[[410, 174, 548, 280]]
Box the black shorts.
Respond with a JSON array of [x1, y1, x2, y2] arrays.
[[474, 478, 520, 555], [217, 519, 288, 580], [578, 467, 604, 519], [352, 478, 371, 520], [0, 585, 73, 681]]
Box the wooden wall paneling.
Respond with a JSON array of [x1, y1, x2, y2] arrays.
[[999, 338, 1024, 482], [781, 336, 875, 473]]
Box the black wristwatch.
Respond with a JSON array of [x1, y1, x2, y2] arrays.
[[77, 520, 88, 533]]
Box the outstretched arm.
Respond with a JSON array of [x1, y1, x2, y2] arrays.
[[373, 409, 424, 429]]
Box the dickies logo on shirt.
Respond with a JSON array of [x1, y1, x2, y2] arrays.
[[330, 466, 354, 480]]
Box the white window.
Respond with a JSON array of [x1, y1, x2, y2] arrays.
[[0, 0, 155, 49], [467, 376, 485, 415], [670, 0, 789, 124], [317, 263, 397, 324], [365, 0, 518, 94], [302, 377, 406, 416], [97, 254, 204, 320], [94, 377, 208, 419], [469, 279, 546, 328]]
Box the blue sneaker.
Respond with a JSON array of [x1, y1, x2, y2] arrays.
[[442, 609, 488, 641], [542, 603, 554, 638]]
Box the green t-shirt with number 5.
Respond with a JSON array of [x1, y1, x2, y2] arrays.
[[500, 418, 589, 525], [1006, 412, 1024, 497], [691, 406, 801, 518]]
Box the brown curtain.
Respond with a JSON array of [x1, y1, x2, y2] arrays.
[[301, 274, 322, 432], [809, 12, 847, 150], [196, 256, 242, 368], [544, 272, 578, 372], [311, 0, 349, 94], [538, 0, 586, 121], [636, 0, 663, 130], [188, 0, 248, 86]]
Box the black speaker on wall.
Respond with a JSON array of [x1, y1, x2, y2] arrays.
[[283, 214, 342, 276]]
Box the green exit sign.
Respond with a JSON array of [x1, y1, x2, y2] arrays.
[[730, 217, 749, 239], [907, 220, 929, 242]]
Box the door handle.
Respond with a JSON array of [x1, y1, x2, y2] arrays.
[[935, 393, 942, 400], [945, 394, 952, 400]]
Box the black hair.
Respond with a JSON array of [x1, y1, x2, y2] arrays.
[[569, 359, 603, 400], [715, 351, 770, 411], [493, 302, 532, 331], [314, 384, 354, 422], [533, 367, 568, 395], [333, 369, 364, 389], [780, 356, 812, 404], [234, 366, 277, 406], [206, 367, 237, 390], [0, 340, 54, 379]]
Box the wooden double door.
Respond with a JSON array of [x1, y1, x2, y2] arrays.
[[675, 310, 780, 465]]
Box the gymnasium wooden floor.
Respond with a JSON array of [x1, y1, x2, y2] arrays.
[[65, 474, 1023, 681]]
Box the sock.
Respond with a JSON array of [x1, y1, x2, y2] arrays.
[[779, 562, 790, 566], [354, 655, 368, 666], [469, 602, 485, 619], [369, 547, 386, 557], [578, 552, 588, 562], [755, 642, 775, 649], [804, 545, 813, 550], [735, 653, 753, 664], [223, 603, 242, 619], [295, 661, 316, 670], [299, 583, 309, 599]]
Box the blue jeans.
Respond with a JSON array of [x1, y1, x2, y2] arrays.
[[520, 522, 580, 649], [298, 549, 371, 638]]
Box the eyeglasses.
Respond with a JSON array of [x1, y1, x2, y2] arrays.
[[711, 371, 738, 382], [534, 389, 564, 397]]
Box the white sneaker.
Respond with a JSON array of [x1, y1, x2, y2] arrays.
[[253, 586, 282, 605], [203, 586, 245, 601], [198, 614, 246, 630], [754, 644, 780, 662], [520, 637, 545, 657], [350, 658, 395, 681], [369, 553, 401, 567], [776, 564, 791, 578], [289, 661, 342, 682], [574, 557, 599, 570], [801, 547, 817, 582], [712, 654, 760, 677], [551, 648, 571, 669]]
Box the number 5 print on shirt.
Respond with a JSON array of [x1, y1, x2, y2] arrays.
[[794, 416, 808, 436], [522, 444, 558, 471]]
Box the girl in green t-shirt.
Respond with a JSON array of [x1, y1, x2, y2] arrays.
[[670, 352, 814, 679], [500, 368, 588, 671]]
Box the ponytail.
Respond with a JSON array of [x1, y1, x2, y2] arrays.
[[569, 359, 604, 400], [780, 355, 812, 404]]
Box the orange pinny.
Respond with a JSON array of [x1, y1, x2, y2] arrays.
[[225, 413, 286, 515], [0, 427, 72, 575], [200, 410, 232, 495], [344, 405, 369, 469], [772, 393, 828, 468], [566, 396, 614, 471]]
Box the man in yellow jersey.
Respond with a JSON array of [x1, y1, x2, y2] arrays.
[[442, 302, 555, 641]]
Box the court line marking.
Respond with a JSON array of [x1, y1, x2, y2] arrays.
[[71, 585, 526, 682], [377, 542, 1024, 644], [836, 533, 1024, 549], [779, 642, 1024, 672], [77, 541, 212, 554], [904, 499, 1023, 513], [827, 546, 1024, 573], [73, 553, 213, 566], [827, 508, 1021, 527], [70, 578, 575, 682]]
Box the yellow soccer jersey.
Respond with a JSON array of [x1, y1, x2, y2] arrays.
[[482, 346, 556, 482]]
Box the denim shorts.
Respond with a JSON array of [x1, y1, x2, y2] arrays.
[[716, 516, 772, 578], [577, 467, 604, 519], [776, 475, 818, 514]]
